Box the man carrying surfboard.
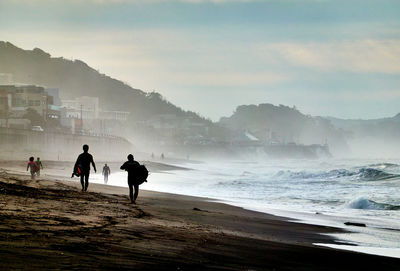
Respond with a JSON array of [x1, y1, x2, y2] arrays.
[[74, 144, 97, 192], [120, 154, 148, 204]]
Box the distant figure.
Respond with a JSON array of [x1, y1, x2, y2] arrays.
[[161, 153, 164, 160], [35, 157, 43, 177], [74, 144, 96, 192], [151, 152, 154, 159], [120, 154, 140, 204], [102, 163, 111, 184], [26, 156, 36, 179]]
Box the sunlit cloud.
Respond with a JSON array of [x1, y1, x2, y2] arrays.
[[263, 40, 400, 74], [2, 0, 322, 4], [318, 89, 400, 101], [161, 71, 288, 87], [2, 0, 263, 3]]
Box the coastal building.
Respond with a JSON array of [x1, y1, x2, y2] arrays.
[[0, 85, 48, 117], [0, 118, 31, 129], [60, 96, 130, 135], [62, 96, 99, 119], [100, 110, 130, 121], [45, 88, 61, 106], [0, 84, 61, 128], [0, 89, 9, 118]]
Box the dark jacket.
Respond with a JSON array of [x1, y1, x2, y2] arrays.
[[120, 160, 140, 184], [75, 152, 96, 173]]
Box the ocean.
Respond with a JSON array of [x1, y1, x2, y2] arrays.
[[90, 158, 400, 258]]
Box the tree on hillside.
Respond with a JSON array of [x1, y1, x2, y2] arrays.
[[23, 107, 44, 127]]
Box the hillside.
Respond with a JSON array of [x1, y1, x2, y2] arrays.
[[0, 41, 208, 124], [327, 114, 400, 137]]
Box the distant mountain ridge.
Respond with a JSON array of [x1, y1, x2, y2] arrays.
[[323, 114, 400, 157], [0, 41, 208, 124], [219, 103, 349, 154], [326, 114, 400, 140]]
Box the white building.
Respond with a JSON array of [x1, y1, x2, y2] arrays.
[[100, 110, 130, 121], [60, 96, 130, 134], [62, 96, 99, 119]]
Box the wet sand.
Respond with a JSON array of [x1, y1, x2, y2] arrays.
[[0, 163, 399, 270]]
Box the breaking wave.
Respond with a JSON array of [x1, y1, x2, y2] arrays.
[[348, 197, 400, 211], [368, 163, 399, 169], [357, 168, 398, 181], [274, 167, 400, 182]]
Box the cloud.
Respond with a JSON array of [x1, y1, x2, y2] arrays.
[[2, 0, 259, 3], [2, 0, 319, 4], [162, 71, 288, 87], [308, 88, 400, 102], [263, 40, 400, 74], [2, 27, 399, 120]]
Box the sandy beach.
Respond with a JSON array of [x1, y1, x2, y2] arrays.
[[0, 161, 399, 270]]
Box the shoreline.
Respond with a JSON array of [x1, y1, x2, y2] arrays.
[[1, 163, 400, 269], [3, 160, 400, 258], [138, 187, 400, 260]]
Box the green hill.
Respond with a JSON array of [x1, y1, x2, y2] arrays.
[[0, 41, 208, 123]]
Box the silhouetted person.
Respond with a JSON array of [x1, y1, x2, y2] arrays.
[[74, 144, 96, 192], [161, 153, 164, 160], [27, 156, 36, 179], [120, 154, 140, 204], [35, 157, 43, 177], [102, 163, 111, 184]]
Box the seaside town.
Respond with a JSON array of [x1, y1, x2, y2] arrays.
[[0, 73, 129, 135], [0, 72, 332, 160]]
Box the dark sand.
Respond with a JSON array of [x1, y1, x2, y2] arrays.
[[0, 163, 399, 270]]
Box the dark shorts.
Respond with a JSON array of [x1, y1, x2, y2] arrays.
[[128, 179, 138, 186]]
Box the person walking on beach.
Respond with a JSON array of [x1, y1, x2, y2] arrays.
[[74, 144, 96, 192], [35, 157, 43, 177], [120, 154, 140, 204], [26, 156, 36, 179], [102, 163, 111, 184]]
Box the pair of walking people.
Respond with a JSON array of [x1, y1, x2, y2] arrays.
[[74, 144, 144, 203], [26, 157, 43, 179]]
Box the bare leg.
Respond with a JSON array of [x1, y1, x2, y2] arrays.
[[133, 184, 139, 203], [84, 172, 89, 191], [80, 174, 85, 191], [128, 184, 134, 203]]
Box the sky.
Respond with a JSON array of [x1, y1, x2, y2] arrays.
[[0, 0, 399, 121]]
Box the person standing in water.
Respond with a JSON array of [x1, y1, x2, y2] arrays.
[[120, 154, 140, 204], [102, 163, 111, 184], [74, 144, 96, 192], [26, 156, 36, 179], [35, 157, 43, 177]]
